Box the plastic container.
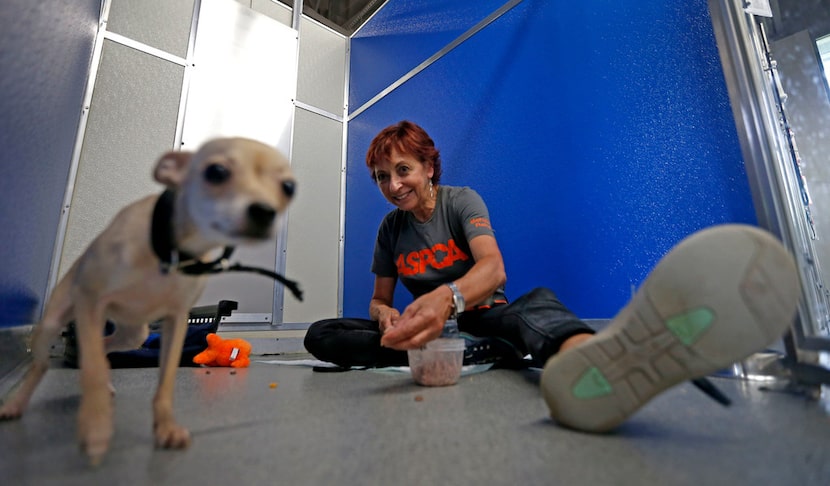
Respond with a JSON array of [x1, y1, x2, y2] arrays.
[[407, 337, 465, 386]]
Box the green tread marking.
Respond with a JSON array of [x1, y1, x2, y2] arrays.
[[666, 307, 714, 345], [572, 367, 613, 399]]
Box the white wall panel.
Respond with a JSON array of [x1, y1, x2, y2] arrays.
[[55, 0, 345, 326], [183, 0, 298, 317]]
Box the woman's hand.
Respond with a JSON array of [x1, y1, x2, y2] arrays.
[[370, 276, 400, 335], [380, 234, 506, 350], [376, 306, 401, 335], [380, 286, 452, 350]]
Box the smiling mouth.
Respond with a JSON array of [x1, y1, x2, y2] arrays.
[[392, 190, 412, 202]]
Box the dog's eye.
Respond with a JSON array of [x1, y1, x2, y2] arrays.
[[204, 164, 231, 184], [282, 180, 296, 198]]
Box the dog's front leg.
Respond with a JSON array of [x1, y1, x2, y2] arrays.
[[73, 299, 114, 466], [153, 313, 191, 449]]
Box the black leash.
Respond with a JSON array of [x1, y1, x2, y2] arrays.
[[150, 189, 303, 301]]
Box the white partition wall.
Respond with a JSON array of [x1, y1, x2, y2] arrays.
[[182, 0, 298, 319], [56, 0, 347, 327]]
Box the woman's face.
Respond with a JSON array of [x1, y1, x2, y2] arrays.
[[373, 147, 435, 220]]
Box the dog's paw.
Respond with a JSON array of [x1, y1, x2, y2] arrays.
[[154, 420, 191, 449], [0, 400, 25, 420], [79, 427, 113, 467], [77, 392, 113, 466], [78, 417, 113, 466]]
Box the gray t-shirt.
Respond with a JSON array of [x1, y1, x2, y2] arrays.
[[372, 185, 504, 299]]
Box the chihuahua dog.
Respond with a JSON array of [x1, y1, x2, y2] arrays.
[[0, 137, 296, 465]]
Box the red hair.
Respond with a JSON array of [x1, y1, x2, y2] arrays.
[[365, 121, 442, 184]]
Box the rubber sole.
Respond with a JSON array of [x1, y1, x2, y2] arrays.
[[540, 224, 801, 432]]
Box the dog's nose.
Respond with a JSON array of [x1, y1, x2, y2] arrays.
[[282, 180, 296, 198], [247, 202, 277, 227]]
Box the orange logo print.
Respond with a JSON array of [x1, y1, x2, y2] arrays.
[[396, 239, 469, 276], [469, 217, 491, 229]]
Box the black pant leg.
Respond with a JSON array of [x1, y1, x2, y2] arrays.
[[304, 317, 408, 368], [460, 287, 595, 367]]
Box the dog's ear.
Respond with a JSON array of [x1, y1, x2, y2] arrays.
[[153, 151, 192, 188]]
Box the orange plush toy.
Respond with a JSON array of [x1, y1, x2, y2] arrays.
[[193, 333, 253, 368]]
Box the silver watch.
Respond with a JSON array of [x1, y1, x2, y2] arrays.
[[446, 282, 465, 319]]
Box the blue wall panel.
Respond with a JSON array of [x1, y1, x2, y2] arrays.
[[344, 0, 755, 319], [0, 0, 99, 326], [350, 0, 511, 112]]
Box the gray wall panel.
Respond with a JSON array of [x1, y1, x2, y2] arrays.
[[297, 17, 347, 115], [283, 109, 343, 323], [251, 0, 292, 25], [197, 261, 278, 318], [60, 40, 184, 276], [108, 0, 194, 57]]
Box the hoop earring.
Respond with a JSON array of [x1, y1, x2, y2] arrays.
[[429, 180, 434, 199]]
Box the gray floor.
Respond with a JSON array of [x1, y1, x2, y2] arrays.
[[1, 355, 829, 486]]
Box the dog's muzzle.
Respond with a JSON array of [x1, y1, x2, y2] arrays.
[[151, 189, 303, 301], [243, 202, 277, 238]]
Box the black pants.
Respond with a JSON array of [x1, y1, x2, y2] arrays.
[[303, 287, 594, 368]]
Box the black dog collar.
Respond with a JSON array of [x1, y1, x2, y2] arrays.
[[150, 189, 303, 301]]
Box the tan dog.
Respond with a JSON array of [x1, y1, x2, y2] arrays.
[[0, 137, 296, 465]]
